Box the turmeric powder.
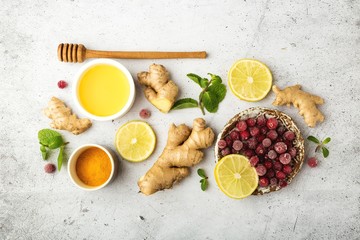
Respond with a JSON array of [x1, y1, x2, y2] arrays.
[[76, 147, 112, 186]]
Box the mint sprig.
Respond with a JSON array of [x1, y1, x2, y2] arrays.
[[38, 129, 67, 171], [172, 73, 226, 115], [197, 168, 208, 191], [307, 135, 331, 158]]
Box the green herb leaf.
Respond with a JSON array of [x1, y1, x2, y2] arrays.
[[38, 129, 62, 146], [187, 73, 202, 87], [307, 136, 320, 144], [197, 168, 207, 178], [40, 145, 47, 160], [200, 179, 208, 191], [172, 98, 199, 110], [57, 145, 64, 171], [47, 136, 64, 149], [322, 146, 329, 158], [208, 73, 222, 84], [207, 82, 226, 103], [202, 91, 219, 113], [200, 78, 209, 88], [322, 137, 331, 144]]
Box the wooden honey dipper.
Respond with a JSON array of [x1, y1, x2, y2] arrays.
[[58, 43, 207, 63]]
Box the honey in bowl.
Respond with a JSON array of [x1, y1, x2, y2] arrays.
[[76, 147, 112, 187], [77, 64, 130, 117]]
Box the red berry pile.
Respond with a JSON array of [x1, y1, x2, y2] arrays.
[[218, 115, 297, 189]]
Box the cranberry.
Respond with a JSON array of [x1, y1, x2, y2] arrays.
[[260, 126, 268, 135], [250, 127, 260, 137], [232, 149, 240, 154], [266, 169, 275, 178], [288, 147, 297, 158], [255, 144, 265, 155], [267, 130, 278, 140], [57, 80, 68, 89], [259, 177, 269, 187], [273, 161, 283, 171], [246, 118, 256, 127], [277, 126, 286, 135], [218, 139, 227, 149], [267, 150, 277, 160], [283, 165, 292, 174], [256, 115, 266, 126], [284, 140, 293, 149], [232, 140, 243, 151], [276, 171, 286, 180], [139, 109, 151, 119], [270, 177, 278, 186], [256, 164, 267, 176], [243, 149, 255, 158], [242, 142, 249, 150], [257, 134, 265, 142], [274, 142, 287, 154], [225, 136, 233, 147], [279, 180, 288, 188], [221, 147, 231, 156], [264, 160, 272, 169], [230, 131, 240, 140], [266, 118, 278, 129], [44, 163, 56, 173], [283, 131, 295, 141], [247, 137, 258, 149], [307, 157, 318, 168], [240, 130, 250, 140], [279, 153, 291, 165], [249, 156, 259, 167], [262, 138, 272, 148], [236, 121, 247, 131]]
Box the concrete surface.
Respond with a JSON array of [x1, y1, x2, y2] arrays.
[[1, 0, 360, 239]]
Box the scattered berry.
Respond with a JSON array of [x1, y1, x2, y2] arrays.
[[262, 138, 272, 148], [283, 165, 292, 174], [246, 118, 256, 127], [218, 139, 227, 149], [230, 131, 240, 140], [139, 109, 151, 119], [232, 140, 243, 151], [250, 127, 260, 137], [274, 142, 287, 154], [267, 150, 277, 160], [259, 177, 269, 187], [221, 147, 231, 156], [267, 130, 278, 140], [57, 80, 68, 89], [240, 130, 250, 140], [44, 163, 56, 173], [307, 157, 318, 168], [279, 153, 291, 165], [236, 121, 247, 131], [266, 118, 278, 130], [276, 171, 286, 180], [249, 156, 259, 167], [283, 131, 295, 141], [256, 115, 266, 126], [256, 164, 267, 176]]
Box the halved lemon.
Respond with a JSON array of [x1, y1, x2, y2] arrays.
[[228, 59, 272, 101], [214, 154, 258, 199], [115, 121, 156, 162]]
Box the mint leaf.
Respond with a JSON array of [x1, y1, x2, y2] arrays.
[[207, 83, 226, 103], [187, 73, 202, 87], [38, 129, 61, 146], [322, 137, 331, 144], [202, 91, 219, 113], [208, 73, 222, 84], [322, 146, 329, 158], [200, 179, 208, 191], [197, 168, 207, 178], [172, 98, 198, 110], [40, 145, 47, 160], [48, 136, 64, 149], [57, 145, 64, 171], [200, 78, 209, 88], [307, 136, 320, 144]]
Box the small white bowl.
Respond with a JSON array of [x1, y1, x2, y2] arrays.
[[68, 144, 118, 191], [73, 59, 135, 121]]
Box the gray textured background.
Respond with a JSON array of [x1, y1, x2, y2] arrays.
[[1, 0, 359, 239]]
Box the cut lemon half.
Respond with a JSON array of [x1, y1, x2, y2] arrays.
[[228, 59, 272, 101], [214, 154, 258, 199], [115, 121, 156, 162]]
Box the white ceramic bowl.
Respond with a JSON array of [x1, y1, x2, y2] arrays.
[[68, 144, 118, 191], [73, 59, 135, 121]]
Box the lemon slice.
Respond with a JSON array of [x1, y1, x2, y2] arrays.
[[115, 121, 156, 162], [214, 154, 258, 199], [228, 59, 272, 101]]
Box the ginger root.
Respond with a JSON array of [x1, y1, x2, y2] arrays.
[[138, 118, 214, 195], [138, 64, 179, 113], [43, 97, 92, 135], [272, 85, 324, 127]]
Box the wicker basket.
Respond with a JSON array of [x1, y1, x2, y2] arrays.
[[214, 107, 305, 195]]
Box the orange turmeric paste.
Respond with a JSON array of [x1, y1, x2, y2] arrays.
[[76, 147, 112, 186]]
